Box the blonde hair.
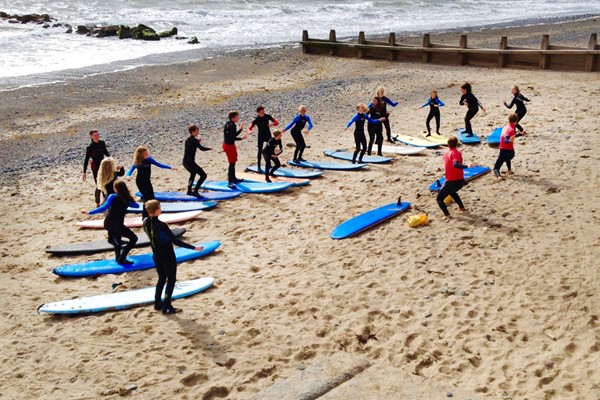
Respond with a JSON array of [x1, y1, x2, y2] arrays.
[[133, 146, 148, 166], [356, 103, 368, 113], [376, 87, 385, 97], [298, 105, 307, 113], [272, 129, 283, 138], [145, 199, 161, 215], [511, 85, 520, 94], [97, 157, 116, 194]]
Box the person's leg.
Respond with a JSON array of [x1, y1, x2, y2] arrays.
[[352, 133, 361, 163], [436, 184, 452, 216], [464, 109, 477, 135], [193, 164, 207, 194], [493, 151, 506, 177], [270, 158, 281, 175], [228, 163, 236, 185], [448, 181, 465, 209], [117, 226, 138, 263], [375, 126, 384, 156], [154, 257, 167, 310], [367, 125, 375, 155], [516, 110, 526, 133], [425, 111, 434, 135], [358, 134, 367, 162], [107, 231, 121, 261], [297, 134, 306, 161], [434, 110, 441, 134], [292, 131, 301, 162], [506, 150, 515, 173], [383, 115, 392, 142], [162, 259, 178, 312], [184, 164, 196, 195], [92, 168, 101, 205], [257, 138, 265, 169], [264, 157, 272, 182], [140, 187, 154, 219]]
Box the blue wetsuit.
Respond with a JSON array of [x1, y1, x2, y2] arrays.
[[126, 157, 172, 218], [285, 114, 313, 162], [421, 97, 445, 135]]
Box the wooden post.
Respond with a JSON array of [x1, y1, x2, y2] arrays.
[[358, 31, 366, 59], [329, 29, 337, 56], [302, 30, 309, 54], [540, 34, 550, 70], [459, 34, 468, 65], [388, 32, 396, 61], [498, 36, 508, 68], [586, 33, 597, 72], [422, 33, 431, 63]]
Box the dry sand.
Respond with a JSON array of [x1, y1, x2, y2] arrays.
[[0, 18, 599, 400]]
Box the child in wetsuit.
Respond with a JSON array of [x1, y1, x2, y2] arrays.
[[367, 97, 386, 156], [376, 87, 399, 143], [437, 136, 472, 219], [248, 106, 279, 171], [97, 157, 125, 200], [503, 85, 530, 135], [420, 90, 445, 136], [283, 105, 313, 163], [143, 200, 203, 314], [493, 113, 526, 178], [126, 146, 176, 219], [262, 130, 283, 182], [85, 180, 139, 264], [345, 103, 385, 163], [82, 129, 110, 206], [183, 124, 211, 197], [223, 110, 247, 188], [459, 83, 486, 137]]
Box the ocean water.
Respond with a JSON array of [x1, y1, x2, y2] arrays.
[[0, 0, 599, 87]]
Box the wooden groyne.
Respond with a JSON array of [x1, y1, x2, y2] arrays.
[[301, 30, 600, 72]]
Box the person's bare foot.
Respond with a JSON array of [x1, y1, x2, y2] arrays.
[[506, 171, 514, 175], [444, 214, 453, 221], [459, 207, 467, 212]]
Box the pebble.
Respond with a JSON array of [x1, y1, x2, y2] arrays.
[[296, 362, 305, 370], [501, 212, 510, 217], [218, 330, 225, 336], [124, 384, 138, 392], [446, 392, 453, 397], [458, 290, 467, 297], [424, 311, 432, 318]]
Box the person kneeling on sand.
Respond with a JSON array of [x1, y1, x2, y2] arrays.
[[143, 200, 203, 314]]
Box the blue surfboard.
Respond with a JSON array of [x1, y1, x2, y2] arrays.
[[53, 240, 221, 278], [288, 160, 367, 170], [128, 201, 217, 213], [457, 128, 481, 144], [245, 165, 324, 178], [323, 150, 392, 164], [201, 181, 294, 193], [485, 127, 502, 145], [428, 166, 491, 191], [140, 191, 242, 202], [331, 200, 411, 239], [38, 277, 215, 315]]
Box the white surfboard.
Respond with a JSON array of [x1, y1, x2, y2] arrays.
[[38, 277, 215, 314], [379, 145, 427, 155], [76, 210, 203, 229]]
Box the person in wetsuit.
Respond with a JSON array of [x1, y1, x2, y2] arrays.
[[503, 85, 530, 134], [183, 124, 211, 197], [82, 129, 110, 206], [420, 90, 445, 136], [493, 113, 527, 178], [85, 180, 139, 264], [376, 87, 399, 143], [223, 110, 247, 188], [367, 97, 385, 156], [97, 157, 125, 199], [459, 82, 486, 137], [143, 200, 203, 314], [283, 105, 313, 163], [436, 136, 473, 218], [262, 130, 283, 182], [248, 106, 279, 171], [126, 146, 176, 219], [345, 103, 385, 163]]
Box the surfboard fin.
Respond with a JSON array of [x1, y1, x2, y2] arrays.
[[397, 196, 402, 206], [436, 179, 441, 188]]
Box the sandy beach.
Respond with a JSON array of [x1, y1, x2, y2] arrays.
[[1, 17, 600, 400]]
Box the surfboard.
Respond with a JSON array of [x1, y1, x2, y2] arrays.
[[428, 166, 491, 191], [457, 128, 481, 144], [392, 134, 439, 148], [485, 127, 503, 145], [236, 172, 310, 187], [420, 132, 449, 146], [331, 200, 411, 239], [45, 227, 186, 256], [76, 210, 203, 229], [138, 191, 242, 202], [379, 145, 426, 155], [245, 165, 324, 179], [128, 201, 217, 213], [288, 160, 367, 170], [323, 150, 392, 164], [201, 180, 294, 193], [38, 277, 215, 314], [52, 240, 220, 277]]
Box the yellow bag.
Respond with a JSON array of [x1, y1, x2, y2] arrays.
[[407, 213, 428, 228], [444, 195, 452, 204]]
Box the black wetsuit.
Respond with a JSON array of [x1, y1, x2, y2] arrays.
[[143, 216, 195, 311], [367, 106, 385, 156], [459, 92, 483, 135], [103, 167, 125, 198], [285, 114, 313, 162], [90, 194, 139, 263], [346, 113, 380, 163], [422, 97, 445, 135], [262, 137, 283, 181], [250, 114, 278, 168], [126, 157, 171, 219], [379, 97, 398, 141], [504, 93, 529, 132], [183, 135, 210, 195], [83, 140, 110, 204], [223, 121, 243, 185]]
